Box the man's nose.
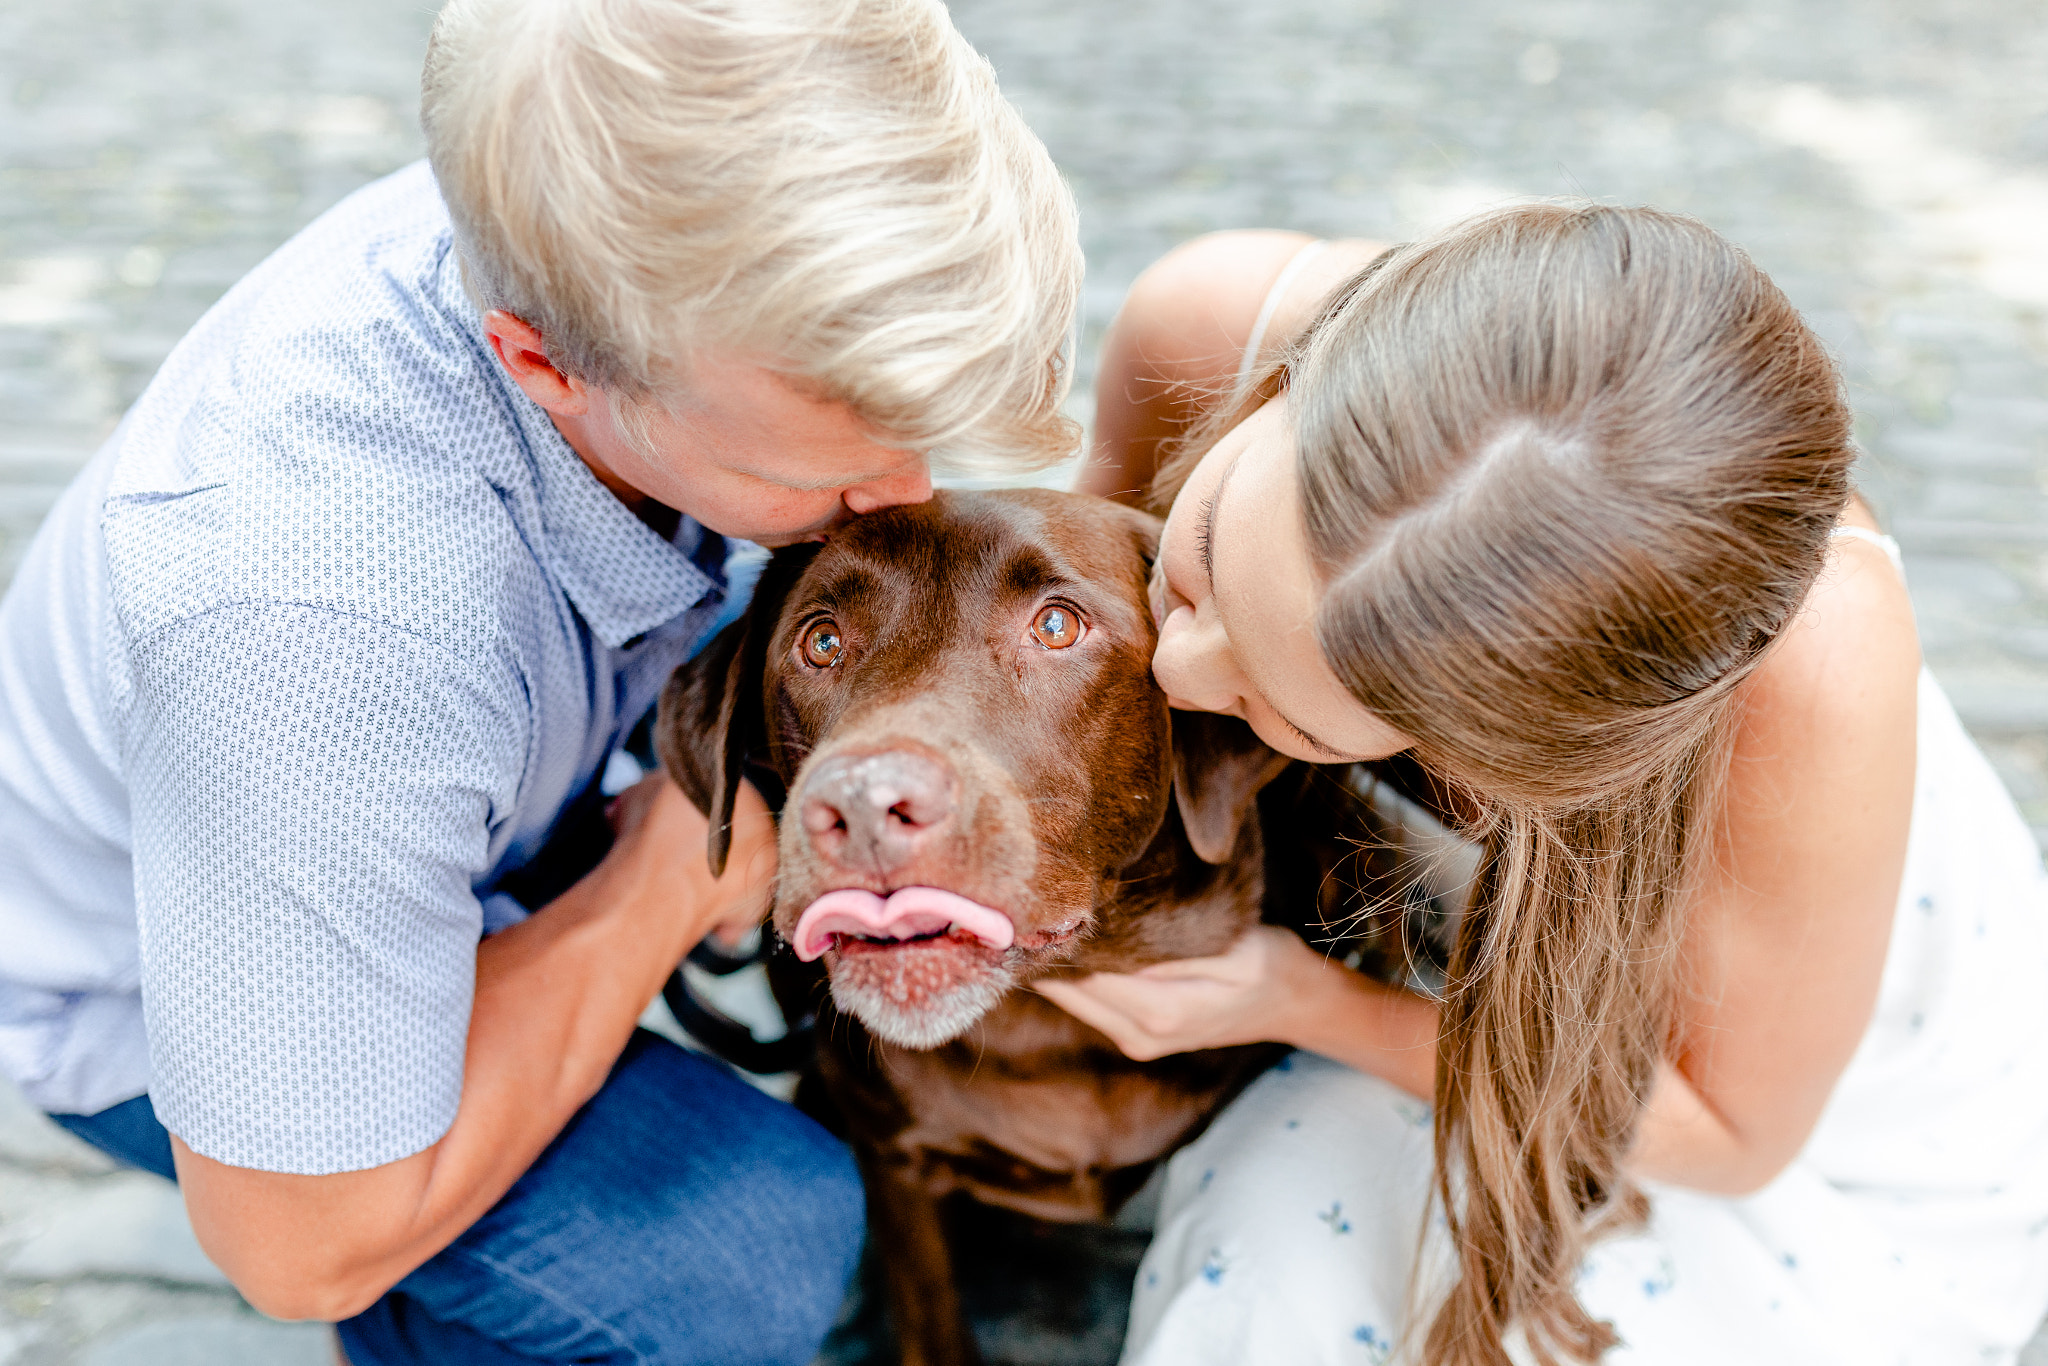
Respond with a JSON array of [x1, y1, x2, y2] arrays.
[[798, 749, 957, 876], [841, 461, 933, 516]]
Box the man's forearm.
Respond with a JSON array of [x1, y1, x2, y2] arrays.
[[401, 854, 694, 1252], [174, 778, 749, 1321], [178, 855, 687, 1319]]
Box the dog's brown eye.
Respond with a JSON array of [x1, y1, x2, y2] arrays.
[[802, 621, 844, 668], [1030, 604, 1083, 650]]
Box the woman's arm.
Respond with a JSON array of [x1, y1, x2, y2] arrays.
[[1036, 934, 1770, 1187], [1078, 231, 1390, 505], [1635, 519, 1919, 1194], [1038, 925, 1439, 1096], [174, 777, 776, 1321]]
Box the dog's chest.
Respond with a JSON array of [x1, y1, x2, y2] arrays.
[[843, 993, 1277, 1222]]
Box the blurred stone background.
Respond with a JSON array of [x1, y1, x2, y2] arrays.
[[0, 0, 2043, 1361]]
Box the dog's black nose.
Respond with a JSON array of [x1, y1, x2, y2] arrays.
[[799, 750, 957, 876]]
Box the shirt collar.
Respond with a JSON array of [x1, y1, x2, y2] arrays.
[[433, 243, 722, 648], [519, 406, 724, 648]]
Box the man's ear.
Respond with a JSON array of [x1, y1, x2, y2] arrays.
[[656, 545, 819, 877], [481, 309, 590, 417], [1170, 708, 1295, 864]]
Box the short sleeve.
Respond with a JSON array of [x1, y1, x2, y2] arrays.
[[127, 602, 524, 1174]]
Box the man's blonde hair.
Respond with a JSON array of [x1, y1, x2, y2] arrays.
[[422, 0, 1081, 471]]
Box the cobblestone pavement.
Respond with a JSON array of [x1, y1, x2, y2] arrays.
[[1, 0, 2044, 1361]]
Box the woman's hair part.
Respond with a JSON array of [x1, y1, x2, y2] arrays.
[[1294, 207, 1850, 804], [422, 0, 1082, 472]]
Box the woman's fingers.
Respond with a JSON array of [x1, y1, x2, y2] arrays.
[[1056, 969, 1191, 1021], [1031, 977, 1122, 1026], [1033, 978, 1165, 1059], [1127, 924, 1287, 982], [1129, 952, 1251, 984], [1036, 972, 1218, 1060], [1036, 928, 1315, 1060]]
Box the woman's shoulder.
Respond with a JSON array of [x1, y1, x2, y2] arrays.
[[1714, 510, 1921, 918], [1742, 512, 1920, 751], [1670, 518, 1923, 1180]]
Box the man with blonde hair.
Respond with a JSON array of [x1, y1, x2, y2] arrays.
[[0, 0, 1080, 1360]]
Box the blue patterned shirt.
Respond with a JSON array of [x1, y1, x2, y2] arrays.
[[0, 163, 738, 1173]]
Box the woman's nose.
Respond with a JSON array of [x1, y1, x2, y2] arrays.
[[1152, 601, 1241, 715]]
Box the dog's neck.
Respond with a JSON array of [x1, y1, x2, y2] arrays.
[[1064, 806, 1266, 975]]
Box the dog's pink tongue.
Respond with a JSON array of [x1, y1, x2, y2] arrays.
[[791, 888, 1015, 962]]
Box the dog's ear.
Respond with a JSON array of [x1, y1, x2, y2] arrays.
[[1098, 499, 1164, 574], [656, 546, 819, 877], [656, 620, 750, 877], [1170, 708, 1295, 864]]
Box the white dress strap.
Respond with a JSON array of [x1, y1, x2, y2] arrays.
[[1233, 239, 1329, 395], [1830, 524, 1905, 579]]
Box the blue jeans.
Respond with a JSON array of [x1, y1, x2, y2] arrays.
[[49, 1031, 865, 1366]]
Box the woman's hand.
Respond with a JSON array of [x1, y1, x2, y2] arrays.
[[1040, 925, 1443, 1099], [1034, 925, 1320, 1060]]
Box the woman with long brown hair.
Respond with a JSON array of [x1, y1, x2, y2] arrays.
[[1040, 204, 2048, 1363]]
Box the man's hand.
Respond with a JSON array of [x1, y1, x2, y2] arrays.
[[604, 774, 778, 952]]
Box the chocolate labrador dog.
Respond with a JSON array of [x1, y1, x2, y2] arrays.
[[657, 488, 1420, 1366]]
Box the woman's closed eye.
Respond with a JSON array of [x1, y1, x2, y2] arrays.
[[1278, 711, 1356, 761]]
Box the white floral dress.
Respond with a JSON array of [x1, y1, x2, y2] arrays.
[[1123, 539, 2048, 1366]]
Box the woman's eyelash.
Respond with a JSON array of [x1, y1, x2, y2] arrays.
[[1195, 497, 1216, 577], [1282, 713, 1349, 759]]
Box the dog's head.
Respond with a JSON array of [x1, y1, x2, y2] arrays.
[[659, 488, 1288, 1048]]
